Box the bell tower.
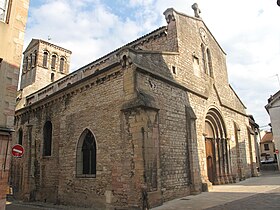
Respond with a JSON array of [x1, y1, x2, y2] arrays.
[[16, 39, 72, 110]]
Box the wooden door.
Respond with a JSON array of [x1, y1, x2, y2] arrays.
[[205, 139, 215, 183]]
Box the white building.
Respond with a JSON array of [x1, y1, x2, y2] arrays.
[[265, 90, 280, 169]]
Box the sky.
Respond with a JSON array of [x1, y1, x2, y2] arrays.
[[24, 0, 280, 129]]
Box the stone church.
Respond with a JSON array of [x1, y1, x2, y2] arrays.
[[12, 5, 258, 209]]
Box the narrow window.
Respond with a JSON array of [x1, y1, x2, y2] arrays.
[[172, 66, 176, 74], [59, 57, 65, 73], [0, 0, 10, 22], [25, 57, 29, 71], [43, 52, 48, 68], [43, 121, 52, 156], [77, 129, 96, 177], [206, 48, 213, 77], [201, 44, 207, 74], [51, 54, 56, 69], [29, 54, 32, 69], [264, 144, 269, 151], [51, 73, 54, 82], [18, 128, 23, 145], [82, 131, 96, 175], [32, 51, 37, 67]]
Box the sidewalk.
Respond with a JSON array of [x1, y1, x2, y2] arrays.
[[152, 170, 280, 210], [6, 170, 280, 210]]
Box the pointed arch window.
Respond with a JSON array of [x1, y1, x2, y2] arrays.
[[43, 51, 48, 68], [201, 43, 207, 74], [77, 129, 96, 177], [206, 48, 213, 77], [43, 121, 52, 156]]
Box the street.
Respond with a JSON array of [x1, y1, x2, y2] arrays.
[[6, 167, 280, 210]]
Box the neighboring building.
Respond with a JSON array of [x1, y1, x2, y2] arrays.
[[248, 115, 261, 171], [11, 5, 258, 209], [266, 90, 280, 168], [16, 39, 72, 110], [0, 0, 29, 209], [260, 131, 276, 163]]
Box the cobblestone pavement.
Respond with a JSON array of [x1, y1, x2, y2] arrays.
[[6, 170, 280, 210]]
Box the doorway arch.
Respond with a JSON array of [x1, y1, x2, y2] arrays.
[[204, 108, 230, 184]]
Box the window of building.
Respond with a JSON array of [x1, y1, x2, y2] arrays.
[[201, 43, 207, 74], [51, 73, 54, 82], [29, 54, 32, 69], [25, 56, 29, 71], [59, 57, 65, 73], [0, 0, 10, 22], [76, 129, 96, 177], [18, 128, 23, 145], [206, 48, 213, 77], [172, 66, 176, 74], [32, 51, 37, 67], [51, 54, 56, 69], [264, 143, 269, 151], [43, 121, 52, 156], [43, 51, 48, 68]]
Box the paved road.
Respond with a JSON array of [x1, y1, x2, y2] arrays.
[[6, 169, 280, 210], [152, 170, 280, 210]]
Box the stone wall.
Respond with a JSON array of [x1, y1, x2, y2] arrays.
[[12, 6, 258, 210]]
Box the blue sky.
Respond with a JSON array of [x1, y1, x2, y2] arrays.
[[25, 0, 280, 129]]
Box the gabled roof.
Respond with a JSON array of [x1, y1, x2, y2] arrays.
[[261, 132, 273, 143], [170, 8, 226, 55], [23, 38, 72, 54]]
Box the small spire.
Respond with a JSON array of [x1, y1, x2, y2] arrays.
[[191, 3, 201, 18]]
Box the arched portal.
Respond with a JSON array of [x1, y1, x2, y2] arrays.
[[204, 108, 230, 184]]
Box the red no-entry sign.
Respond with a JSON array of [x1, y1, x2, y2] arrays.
[[12, 144, 24, 158], [276, 149, 279, 154]]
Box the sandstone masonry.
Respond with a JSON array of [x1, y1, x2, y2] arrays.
[[12, 5, 258, 210]]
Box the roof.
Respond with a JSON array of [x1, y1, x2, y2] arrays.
[[23, 38, 72, 54], [265, 90, 280, 112], [261, 132, 273, 143]]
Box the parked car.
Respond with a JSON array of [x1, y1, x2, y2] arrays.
[[261, 157, 274, 164]]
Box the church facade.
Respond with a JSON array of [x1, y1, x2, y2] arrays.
[[12, 6, 258, 209]]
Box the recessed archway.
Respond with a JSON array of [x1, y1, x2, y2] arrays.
[[204, 108, 230, 184]]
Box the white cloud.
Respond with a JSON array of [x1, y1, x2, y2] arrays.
[[25, 0, 280, 128]]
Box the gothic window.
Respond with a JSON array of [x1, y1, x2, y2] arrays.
[[59, 57, 65, 73], [18, 128, 23, 145], [43, 121, 52, 156], [201, 43, 207, 74], [206, 48, 213, 77], [51, 54, 56, 69], [76, 129, 96, 177], [43, 51, 48, 68], [0, 0, 10, 22]]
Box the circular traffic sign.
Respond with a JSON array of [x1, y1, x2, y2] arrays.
[[276, 149, 279, 154], [12, 144, 24, 158]]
